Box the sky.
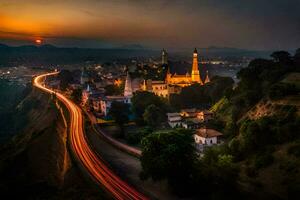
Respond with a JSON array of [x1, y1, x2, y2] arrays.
[[0, 0, 299, 50]]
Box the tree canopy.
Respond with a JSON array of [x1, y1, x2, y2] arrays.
[[131, 91, 167, 125], [143, 104, 166, 128], [169, 76, 234, 109], [108, 101, 131, 137], [140, 129, 196, 193]]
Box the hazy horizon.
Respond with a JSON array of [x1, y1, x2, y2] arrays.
[[0, 0, 299, 51]]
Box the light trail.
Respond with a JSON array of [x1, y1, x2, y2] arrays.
[[33, 72, 148, 200]]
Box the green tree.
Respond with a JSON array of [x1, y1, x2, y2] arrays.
[[131, 91, 166, 125], [206, 76, 234, 103], [108, 101, 130, 137], [271, 51, 292, 65], [180, 83, 211, 108], [143, 104, 165, 128], [140, 129, 196, 194]]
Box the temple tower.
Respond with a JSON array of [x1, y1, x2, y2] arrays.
[[142, 79, 147, 91], [124, 70, 133, 97], [162, 49, 168, 65], [191, 48, 203, 84]]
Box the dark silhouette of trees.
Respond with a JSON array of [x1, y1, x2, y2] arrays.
[[131, 91, 167, 125], [140, 129, 196, 194], [271, 51, 292, 65], [109, 101, 130, 137], [143, 104, 165, 128], [71, 88, 82, 104]]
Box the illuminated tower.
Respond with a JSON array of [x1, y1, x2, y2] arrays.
[[165, 65, 172, 84], [124, 70, 133, 97], [204, 70, 210, 84], [142, 79, 147, 91], [162, 49, 168, 65], [191, 48, 203, 84]]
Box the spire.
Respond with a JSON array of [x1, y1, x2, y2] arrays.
[[204, 70, 210, 84], [142, 79, 147, 91], [191, 48, 203, 84], [162, 48, 168, 65], [124, 70, 133, 97]]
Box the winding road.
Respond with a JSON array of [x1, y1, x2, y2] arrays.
[[33, 72, 148, 200]]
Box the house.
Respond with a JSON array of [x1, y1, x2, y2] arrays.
[[197, 110, 213, 122], [194, 128, 222, 151], [182, 118, 202, 129], [180, 108, 198, 118], [167, 113, 182, 128]]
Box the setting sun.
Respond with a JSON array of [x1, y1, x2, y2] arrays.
[[35, 39, 42, 45]]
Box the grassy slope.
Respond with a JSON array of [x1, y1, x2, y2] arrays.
[[211, 72, 300, 199], [0, 88, 106, 199]]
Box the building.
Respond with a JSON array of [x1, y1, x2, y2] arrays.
[[194, 128, 223, 151], [124, 70, 133, 98], [204, 70, 210, 84], [181, 108, 198, 118], [197, 110, 213, 122], [82, 84, 92, 105], [182, 118, 202, 129], [147, 80, 169, 98], [165, 48, 204, 86], [124, 48, 210, 99], [167, 108, 214, 129], [162, 49, 168, 65], [167, 113, 182, 128], [80, 67, 89, 85], [99, 70, 133, 116]]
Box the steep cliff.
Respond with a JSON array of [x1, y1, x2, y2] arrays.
[[0, 88, 105, 199]]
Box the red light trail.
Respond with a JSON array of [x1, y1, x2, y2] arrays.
[[34, 72, 148, 200]]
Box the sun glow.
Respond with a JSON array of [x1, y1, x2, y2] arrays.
[[35, 39, 42, 45]]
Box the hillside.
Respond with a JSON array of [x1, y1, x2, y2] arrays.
[[210, 51, 300, 199], [0, 88, 105, 199], [243, 73, 300, 120]]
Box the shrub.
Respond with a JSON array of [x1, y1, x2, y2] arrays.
[[254, 154, 274, 169], [268, 83, 298, 100]]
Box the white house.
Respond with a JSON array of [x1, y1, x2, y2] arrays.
[[167, 113, 182, 128], [194, 128, 222, 151]]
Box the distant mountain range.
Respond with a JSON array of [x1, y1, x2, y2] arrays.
[[0, 43, 159, 67], [0, 43, 283, 67]]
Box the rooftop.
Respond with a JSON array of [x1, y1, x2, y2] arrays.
[[167, 113, 181, 117], [195, 128, 222, 138]]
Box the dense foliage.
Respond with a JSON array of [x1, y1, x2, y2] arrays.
[[170, 76, 234, 109], [140, 129, 197, 194], [131, 91, 168, 125], [143, 104, 166, 128], [140, 129, 239, 197], [108, 101, 131, 137]]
